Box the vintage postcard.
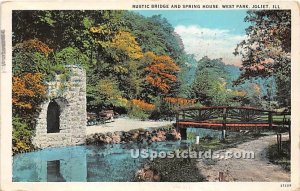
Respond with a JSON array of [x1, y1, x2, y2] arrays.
[[0, 0, 299, 190]]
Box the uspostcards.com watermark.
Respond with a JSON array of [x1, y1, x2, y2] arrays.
[[131, 149, 255, 161]]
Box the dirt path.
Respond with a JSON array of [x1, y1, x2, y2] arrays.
[[196, 134, 290, 182], [86, 117, 174, 135]]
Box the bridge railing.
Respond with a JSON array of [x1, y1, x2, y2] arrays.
[[175, 106, 290, 129]]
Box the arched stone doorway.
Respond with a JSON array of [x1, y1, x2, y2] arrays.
[[47, 100, 60, 133], [33, 65, 87, 148]]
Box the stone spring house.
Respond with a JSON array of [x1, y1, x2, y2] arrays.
[[32, 65, 87, 148]]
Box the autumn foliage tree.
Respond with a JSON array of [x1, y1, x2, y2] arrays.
[[12, 72, 46, 152], [108, 31, 144, 99], [143, 52, 180, 97], [12, 39, 51, 117], [12, 73, 46, 112], [109, 31, 143, 61], [234, 10, 291, 107], [12, 39, 52, 153], [11, 10, 192, 154], [14, 38, 53, 56]]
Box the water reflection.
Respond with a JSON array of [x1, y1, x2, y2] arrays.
[[13, 141, 190, 182], [47, 160, 66, 182], [13, 128, 221, 182], [187, 128, 222, 139]]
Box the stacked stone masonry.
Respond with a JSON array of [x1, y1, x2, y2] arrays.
[[32, 65, 87, 148]]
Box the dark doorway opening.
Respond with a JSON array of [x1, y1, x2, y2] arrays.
[[47, 100, 60, 133]]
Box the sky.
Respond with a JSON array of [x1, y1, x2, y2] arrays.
[[134, 10, 250, 66]]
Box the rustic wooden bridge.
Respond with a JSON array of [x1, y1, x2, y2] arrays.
[[175, 106, 290, 140]]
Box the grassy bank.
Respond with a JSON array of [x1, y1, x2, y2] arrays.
[[267, 140, 290, 171], [135, 130, 270, 182]]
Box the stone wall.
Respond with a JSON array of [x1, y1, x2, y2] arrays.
[[32, 65, 87, 148]]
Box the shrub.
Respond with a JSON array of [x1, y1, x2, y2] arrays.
[[12, 117, 35, 154], [130, 99, 155, 111], [127, 99, 155, 120], [127, 106, 149, 120], [267, 141, 290, 171]]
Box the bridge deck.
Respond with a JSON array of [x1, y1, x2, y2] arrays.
[[176, 121, 277, 130]]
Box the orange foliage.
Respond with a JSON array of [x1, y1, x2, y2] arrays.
[[164, 97, 196, 106], [12, 73, 46, 109], [144, 52, 180, 93], [15, 39, 53, 56], [130, 99, 155, 111]]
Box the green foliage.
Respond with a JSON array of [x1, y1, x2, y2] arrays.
[[12, 117, 35, 153], [127, 106, 149, 120], [123, 13, 184, 63], [12, 40, 74, 82], [144, 158, 205, 182], [13, 50, 50, 76], [191, 57, 233, 106], [55, 47, 89, 69], [87, 78, 123, 108], [187, 132, 196, 142], [267, 141, 290, 171], [13, 10, 188, 114], [149, 97, 176, 120]]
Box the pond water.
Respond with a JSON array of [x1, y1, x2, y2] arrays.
[[13, 128, 221, 182]]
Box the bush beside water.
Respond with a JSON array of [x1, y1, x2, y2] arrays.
[[12, 117, 35, 154]]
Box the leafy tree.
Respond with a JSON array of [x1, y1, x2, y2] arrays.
[[106, 31, 144, 99], [13, 39, 53, 76], [109, 31, 143, 60], [87, 78, 123, 110], [142, 52, 180, 99], [12, 117, 35, 153], [12, 39, 78, 82], [12, 39, 49, 117], [12, 73, 46, 111], [10, 10, 190, 152], [55, 47, 89, 67], [191, 57, 233, 106], [234, 10, 291, 107], [12, 10, 187, 112], [12, 72, 47, 149]]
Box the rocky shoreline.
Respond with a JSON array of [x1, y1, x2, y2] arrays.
[[13, 126, 181, 155], [86, 126, 181, 145]]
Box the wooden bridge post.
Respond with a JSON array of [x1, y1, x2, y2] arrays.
[[198, 109, 202, 121], [175, 112, 179, 132], [277, 133, 282, 153], [268, 111, 273, 129], [222, 108, 227, 140], [288, 118, 291, 142], [176, 110, 187, 140], [180, 128, 187, 140]]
